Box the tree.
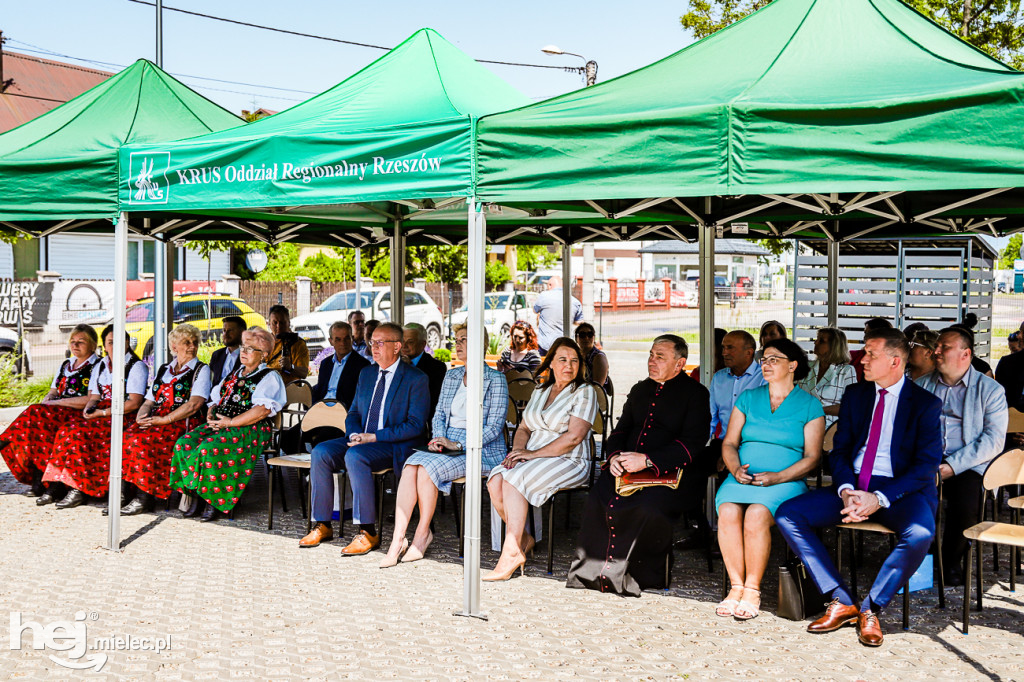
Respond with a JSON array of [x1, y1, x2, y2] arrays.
[[681, 0, 1024, 68], [485, 261, 511, 290], [753, 237, 791, 267], [517, 245, 558, 272], [999, 234, 1022, 269]]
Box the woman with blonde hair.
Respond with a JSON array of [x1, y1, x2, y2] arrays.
[[169, 327, 286, 522], [0, 324, 101, 501], [380, 323, 509, 567], [800, 327, 856, 429], [116, 324, 212, 515]]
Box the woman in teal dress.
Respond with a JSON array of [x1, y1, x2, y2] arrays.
[[715, 338, 825, 620]]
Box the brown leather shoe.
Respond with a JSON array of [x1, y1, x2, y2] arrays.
[[340, 530, 380, 556], [299, 523, 333, 548], [808, 599, 860, 633], [858, 610, 884, 647]]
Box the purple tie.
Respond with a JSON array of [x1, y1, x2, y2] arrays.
[[857, 388, 887, 492]]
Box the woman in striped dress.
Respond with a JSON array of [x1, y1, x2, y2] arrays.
[[485, 337, 597, 581]]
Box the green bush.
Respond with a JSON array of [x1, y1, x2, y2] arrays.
[[434, 347, 452, 363], [0, 355, 53, 408]]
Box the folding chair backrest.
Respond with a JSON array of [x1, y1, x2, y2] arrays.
[[300, 401, 348, 433], [592, 382, 609, 416], [286, 380, 313, 408], [504, 369, 534, 383], [506, 400, 520, 425], [508, 378, 536, 406], [1008, 408, 1024, 435], [983, 448, 1024, 491], [822, 422, 838, 452]]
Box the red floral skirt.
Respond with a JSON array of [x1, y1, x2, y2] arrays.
[[0, 404, 84, 484], [122, 414, 203, 499], [43, 400, 136, 496]]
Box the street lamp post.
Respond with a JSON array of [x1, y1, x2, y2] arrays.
[[542, 45, 599, 324]]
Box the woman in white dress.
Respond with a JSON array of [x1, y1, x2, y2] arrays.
[[800, 327, 856, 429], [485, 337, 597, 581]]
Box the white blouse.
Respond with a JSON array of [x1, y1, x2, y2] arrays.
[[449, 382, 468, 430], [89, 353, 149, 397], [209, 363, 287, 416], [144, 358, 213, 402], [50, 353, 100, 389]]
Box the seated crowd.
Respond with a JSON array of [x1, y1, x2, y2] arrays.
[[2, 307, 1018, 646]]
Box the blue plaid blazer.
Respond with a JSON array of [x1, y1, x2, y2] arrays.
[[432, 365, 509, 464]]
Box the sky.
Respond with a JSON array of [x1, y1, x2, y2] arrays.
[[3, 0, 694, 112]]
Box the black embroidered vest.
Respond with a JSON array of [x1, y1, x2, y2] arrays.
[[214, 367, 274, 418]]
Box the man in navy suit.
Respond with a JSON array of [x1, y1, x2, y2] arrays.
[[300, 322, 430, 554], [776, 328, 942, 647]]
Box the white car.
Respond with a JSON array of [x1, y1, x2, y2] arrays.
[[0, 326, 32, 376], [291, 286, 445, 357], [448, 291, 536, 340]]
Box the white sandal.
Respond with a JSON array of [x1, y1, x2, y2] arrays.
[[734, 587, 761, 620], [716, 585, 744, 617]]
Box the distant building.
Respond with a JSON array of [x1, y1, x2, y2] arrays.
[[0, 50, 112, 133], [639, 239, 771, 284]]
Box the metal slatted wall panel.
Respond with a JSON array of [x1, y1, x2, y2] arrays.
[[794, 250, 899, 351], [966, 246, 995, 361], [901, 247, 966, 333]]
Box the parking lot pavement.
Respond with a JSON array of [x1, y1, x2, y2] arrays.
[[3, 456, 1024, 680]]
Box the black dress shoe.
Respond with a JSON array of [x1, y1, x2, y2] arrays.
[[199, 505, 219, 523], [944, 570, 965, 587], [55, 489, 87, 509], [36, 492, 56, 506], [182, 498, 205, 518], [121, 496, 154, 516]]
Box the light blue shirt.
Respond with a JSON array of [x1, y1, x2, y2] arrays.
[[709, 361, 767, 437], [325, 351, 351, 402], [411, 352, 424, 367]]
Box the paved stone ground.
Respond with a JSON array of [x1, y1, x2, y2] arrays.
[[3, 452, 1024, 680]]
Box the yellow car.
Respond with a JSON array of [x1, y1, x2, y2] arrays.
[[123, 293, 267, 358]]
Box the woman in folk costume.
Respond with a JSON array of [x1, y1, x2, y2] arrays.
[[1, 324, 101, 502], [115, 324, 211, 515], [43, 325, 149, 509], [169, 327, 286, 523]]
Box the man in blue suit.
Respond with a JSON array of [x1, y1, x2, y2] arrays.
[[300, 322, 430, 554], [776, 328, 942, 647]]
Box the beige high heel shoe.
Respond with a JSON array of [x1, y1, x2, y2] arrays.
[[482, 557, 526, 582], [379, 538, 409, 569]]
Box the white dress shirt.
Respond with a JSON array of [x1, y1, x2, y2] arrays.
[[220, 347, 240, 383], [371, 361, 399, 432], [837, 375, 905, 507]]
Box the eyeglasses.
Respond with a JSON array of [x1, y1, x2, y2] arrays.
[[455, 337, 468, 346], [240, 345, 265, 355], [761, 355, 789, 366], [909, 341, 932, 350], [370, 339, 400, 348], [576, 331, 595, 338]]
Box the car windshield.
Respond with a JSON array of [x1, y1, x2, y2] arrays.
[[316, 291, 377, 312], [458, 293, 510, 312], [125, 302, 153, 323]]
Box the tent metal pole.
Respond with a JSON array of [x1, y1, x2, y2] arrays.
[[561, 243, 572, 338], [456, 198, 486, 620], [354, 247, 362, 312], [698, 223, 715, 385], [153, 222, 172, 367], [105, 211, 130, 552], [390, 220, 405, 325], [826, 233, 839, 328]]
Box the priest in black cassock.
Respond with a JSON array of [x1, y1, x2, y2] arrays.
[[567, 334, 711, 596]]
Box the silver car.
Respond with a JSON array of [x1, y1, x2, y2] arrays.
[[291, 286, 445, 357]]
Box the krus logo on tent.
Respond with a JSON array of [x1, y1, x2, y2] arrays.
[[128, 152, 170, 205]]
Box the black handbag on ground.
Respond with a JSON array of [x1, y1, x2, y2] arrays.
[[777, 558, 827, 621]]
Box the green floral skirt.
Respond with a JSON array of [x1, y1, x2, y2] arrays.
[[168, 421, 272, 512]]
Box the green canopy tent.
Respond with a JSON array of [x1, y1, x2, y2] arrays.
[[474, 0, 1024, 387], [113, 28, 532, 617], [0, 57, 243, 553]]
